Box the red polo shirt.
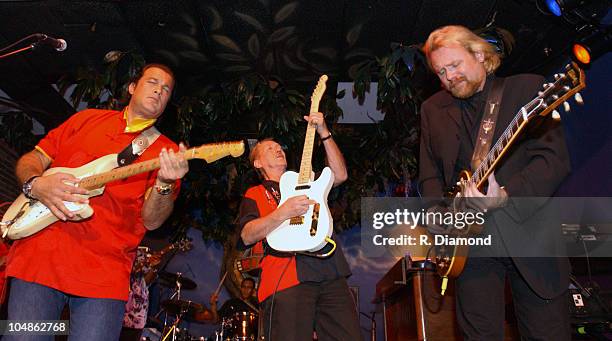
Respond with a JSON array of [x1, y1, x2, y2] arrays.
[[6, 109, 179, 300], [241, 185, 299, 302]]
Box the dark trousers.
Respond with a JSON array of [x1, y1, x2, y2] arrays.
[[260, 277, 362, 341], [456, 257, 570, 341]]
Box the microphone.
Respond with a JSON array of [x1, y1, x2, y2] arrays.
[[34, 34, 67, 52]]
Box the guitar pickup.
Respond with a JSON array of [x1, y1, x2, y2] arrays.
[[310, 203, 320, 236], [290, 216, 304, 225], [295, 185, 311, 190]]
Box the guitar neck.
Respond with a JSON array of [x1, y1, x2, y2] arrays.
[[79, 148, 197, 190], [470, 64, 585, 187], [470, 104, 533, 188], [158, 243, 177, 257], [298, 122, 317, 184], [78, 141, 244, 190], [297, 76, 327, 185]]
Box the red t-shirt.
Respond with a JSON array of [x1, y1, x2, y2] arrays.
[[242, 185, 299, 302], [6, 109, 180, 300]]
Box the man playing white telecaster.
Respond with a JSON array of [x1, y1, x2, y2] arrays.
[[239, 112, 361, 341]]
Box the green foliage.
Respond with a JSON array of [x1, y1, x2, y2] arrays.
[[168, 73, 346, 241], [57, 52, 145, 110], [45, 42, 427, 242], [342, 44, 430, 214]]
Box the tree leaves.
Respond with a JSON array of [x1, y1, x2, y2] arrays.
[[274, 2, 298, 24], [211, 34, 242, 53], [268, 26, 295, 44], [216, 53, 248, 62], [247, 34, 260, 58], [207, 6, 223, 31], [235, 11, 265, 33], [346, 23, 363, 47], [309, 47, 338, 61]]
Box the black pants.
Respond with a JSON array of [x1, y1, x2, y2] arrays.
[[456, 257, 570, 341], [260, 277, 362, 341]]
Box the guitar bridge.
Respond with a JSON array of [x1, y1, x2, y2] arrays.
[[310, 203, 320, 236]]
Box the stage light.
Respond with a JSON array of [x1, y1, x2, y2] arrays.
[[572, 44, 591, 64], [545, 0, 563, 16], [544, 0, 588, 16], [572, 26, 612, 66]]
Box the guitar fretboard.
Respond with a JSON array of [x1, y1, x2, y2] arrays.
[[79, 157, 166, 190], [298, 122, 318, 184], [78, 142, 242, 190], [469, 108, 528, 187], [297, 76, 327, 185], [469, 66, 581, 188]]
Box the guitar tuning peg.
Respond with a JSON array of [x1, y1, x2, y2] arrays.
[[559, 73, 566, 79], [538, 91, 544, 96], [554, 74, 559, 80], [543, 83, 549, 89], [563, 102, 570, 112], [548, 82, 554, 88], [574, 92, 584, 105], [552, 110, 561, 120], [552, 94, 559, 100]]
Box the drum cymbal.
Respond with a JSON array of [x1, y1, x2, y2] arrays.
[[161, 299, 205, 317], [158, 271, 197, 290], [189, 306, 216, 324]]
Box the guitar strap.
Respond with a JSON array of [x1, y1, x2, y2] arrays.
[[471, 78, 506, 170], [116, 126, 161, 167]]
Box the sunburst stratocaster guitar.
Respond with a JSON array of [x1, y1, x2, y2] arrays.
[[1, 141, 245, 240], [266, 75, 335, 253], [434, 63, 586, 280]]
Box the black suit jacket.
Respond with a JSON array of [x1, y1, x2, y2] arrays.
[[419, 74, 572, 299]]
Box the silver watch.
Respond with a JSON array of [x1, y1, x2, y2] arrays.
[[22, 176, 40, 200]]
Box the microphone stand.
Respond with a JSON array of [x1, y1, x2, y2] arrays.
[[0, 34, 45, 60], [359, 311, 376, 341], [0, 44, 37, 60]]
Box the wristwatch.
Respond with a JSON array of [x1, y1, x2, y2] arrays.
[[155, 182, 174, 195], [22, 176, 40, 200]]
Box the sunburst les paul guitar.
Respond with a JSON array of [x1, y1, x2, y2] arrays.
[[1, 141, 245, 240], [434, 63, 586, 280], [266, 75, 336, 254]]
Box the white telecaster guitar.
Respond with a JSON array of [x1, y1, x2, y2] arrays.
[[1, 141, 245, 240], [266, 75, 335, 253]]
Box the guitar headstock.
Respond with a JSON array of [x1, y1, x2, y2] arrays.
[[189, 141, 245, 163], [531, 62, 586, 120], [309, 74, 328, 112]]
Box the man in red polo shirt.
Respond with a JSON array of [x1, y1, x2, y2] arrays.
[[4, 63, 188, 340], [238, 112, 361, 341]]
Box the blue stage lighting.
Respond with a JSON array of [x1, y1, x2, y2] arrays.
[[546, 0, 563, 16]]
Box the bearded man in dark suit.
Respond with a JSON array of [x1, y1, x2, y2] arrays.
[[419, 25, 571, 340]]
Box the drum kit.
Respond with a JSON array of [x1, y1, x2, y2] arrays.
[[144, 270, 259, 341], [216, 311, 258, 341]]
